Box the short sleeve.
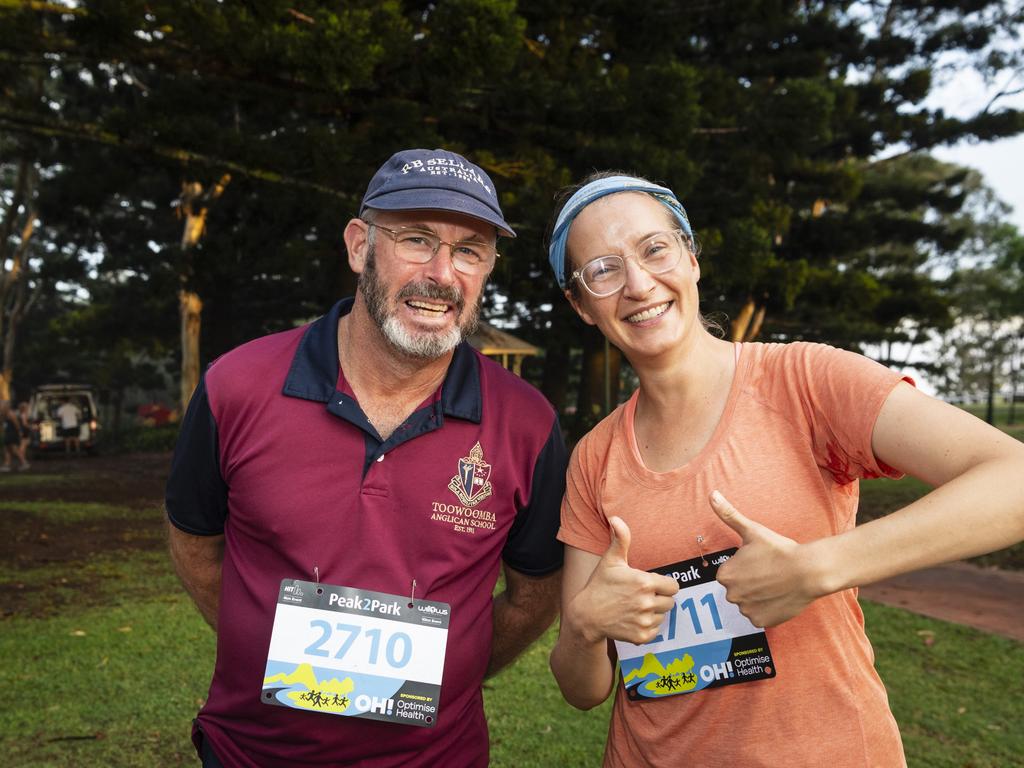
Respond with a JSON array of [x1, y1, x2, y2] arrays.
[[790, 343, 913, 484], [165, 373, 229, 535], [557, 432, 613, 556], [501, 417, 567, 575]]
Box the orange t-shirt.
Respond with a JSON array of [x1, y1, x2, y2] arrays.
[[559, 342, 910, 768]]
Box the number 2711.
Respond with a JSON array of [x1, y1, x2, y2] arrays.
[[304, 621, 412, 668]]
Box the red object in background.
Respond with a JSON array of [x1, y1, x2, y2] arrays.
[[137, 403, 176, 426]]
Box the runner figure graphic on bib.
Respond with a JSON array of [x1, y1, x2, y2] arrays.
[[615, 549, 775, 701]]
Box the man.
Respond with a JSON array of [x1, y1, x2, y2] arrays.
[[166, 148, 566, 768], [55, 397, 81, 454]]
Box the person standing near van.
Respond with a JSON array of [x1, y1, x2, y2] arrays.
[[16, 402, 31, 468], [56, 397, 82, 454], [1, 400, 27, 471]]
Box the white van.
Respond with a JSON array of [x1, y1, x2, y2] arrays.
[[28, 384, 101, 453]]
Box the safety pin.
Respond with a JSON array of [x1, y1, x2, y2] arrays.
[[696, 535, 709, 567], [409, 578, 417, 608]]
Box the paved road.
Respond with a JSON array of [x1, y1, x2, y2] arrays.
[[859, 561, 1024, 642]]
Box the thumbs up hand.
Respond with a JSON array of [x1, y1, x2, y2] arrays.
[[570, 517, 681, 646], [710, 490, 823, 628]]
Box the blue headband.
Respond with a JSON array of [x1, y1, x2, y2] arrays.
[[548, 176, 693, 289]]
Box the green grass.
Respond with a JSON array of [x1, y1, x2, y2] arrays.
[[858, 475, 935, 523], [1, 499, 1020, 766], [0, 473, 70, 489], [959, 401, 1023, 427], [485, 627, 611, 767], [0, 500, 140, 522], [0, 598, 215, 767], [866, 602, 1024, 767], [958, 402, 1024, 443]]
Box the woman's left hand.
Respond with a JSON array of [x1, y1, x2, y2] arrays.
[[709, 490, 823, 627]]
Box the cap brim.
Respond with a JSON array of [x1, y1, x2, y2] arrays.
[[361, 189, 516, 238]]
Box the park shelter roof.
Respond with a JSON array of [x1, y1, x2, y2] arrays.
[[467, 322, 539, 376]]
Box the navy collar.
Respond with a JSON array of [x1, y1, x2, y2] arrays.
[[282, 298, 482, 423]]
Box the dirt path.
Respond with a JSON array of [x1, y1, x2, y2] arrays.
[[859, 563, 1024, 642], [3, 451, 1021, 642]]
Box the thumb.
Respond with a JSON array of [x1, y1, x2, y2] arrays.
[[604, 516, 631, 565], [709, 490, 767, 544]]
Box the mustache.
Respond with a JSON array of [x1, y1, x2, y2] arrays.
[[396, 281, 464, 312]]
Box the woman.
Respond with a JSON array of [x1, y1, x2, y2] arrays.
[[545, 173, 1024, 767]]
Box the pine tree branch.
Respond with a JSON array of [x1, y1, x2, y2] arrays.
[[0, 109, 350, 199]]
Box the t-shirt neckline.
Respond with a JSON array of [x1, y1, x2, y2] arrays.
[[622, 341, 749, 486]]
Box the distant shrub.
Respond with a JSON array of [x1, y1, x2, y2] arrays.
[[108, 424, 180, 454]]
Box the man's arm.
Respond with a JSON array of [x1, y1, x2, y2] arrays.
[[167, 520, 224, 630], [486, 564, 561, 677]]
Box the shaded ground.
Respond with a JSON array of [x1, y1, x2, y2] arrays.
[[0, 451, 170, 566], [1, 451, 1021, 642], [6, 450, 172, 508], [0, 452, 172, 619]]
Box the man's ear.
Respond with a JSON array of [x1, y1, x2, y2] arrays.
[[343, 218, 370, 274], [567, 289, 597, 326]]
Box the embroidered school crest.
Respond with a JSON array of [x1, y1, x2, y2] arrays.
[[448, 442, 494, 507]]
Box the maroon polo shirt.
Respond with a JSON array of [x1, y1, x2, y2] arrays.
[[166, 298, 566, 767]]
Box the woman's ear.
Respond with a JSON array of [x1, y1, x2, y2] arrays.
[[343, 218, 370, 274], [567, 289, 597, 326]]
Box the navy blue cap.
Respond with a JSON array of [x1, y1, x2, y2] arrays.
[[359, 148, 515, 238]]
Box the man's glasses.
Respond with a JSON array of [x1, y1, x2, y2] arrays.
[[568, 229, 688, 297], [368, 223, 499, 276]]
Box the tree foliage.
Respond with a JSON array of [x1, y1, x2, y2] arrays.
[[934, 195, 1024, 420], [1, 0, 1022, 430]]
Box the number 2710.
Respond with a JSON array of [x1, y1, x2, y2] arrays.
[[304, 620, 412, 668]]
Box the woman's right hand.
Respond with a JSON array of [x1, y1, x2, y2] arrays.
[[566, 516, 680, 646]]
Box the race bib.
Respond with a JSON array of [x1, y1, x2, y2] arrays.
[[262, 580, 450, 727], [615, 549, 776, 700]]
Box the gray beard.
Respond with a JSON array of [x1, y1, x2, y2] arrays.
[[358, 247, 482, 359]]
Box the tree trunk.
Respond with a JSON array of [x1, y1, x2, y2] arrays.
[[540, 337, 570, 416], [577, 326, 621, 425], [1008, 338, 1020, 426], [180, 290, 203, 410], [0, 159, 38, 404], [730, 296, 768, 342], [176, 174, 231, 412], [730, 297, 756, 342], [745, 305, 766, 342]]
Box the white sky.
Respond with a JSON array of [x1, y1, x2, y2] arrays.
[[933, 134, 1024, 230], [926, 68, 1024, 230]]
